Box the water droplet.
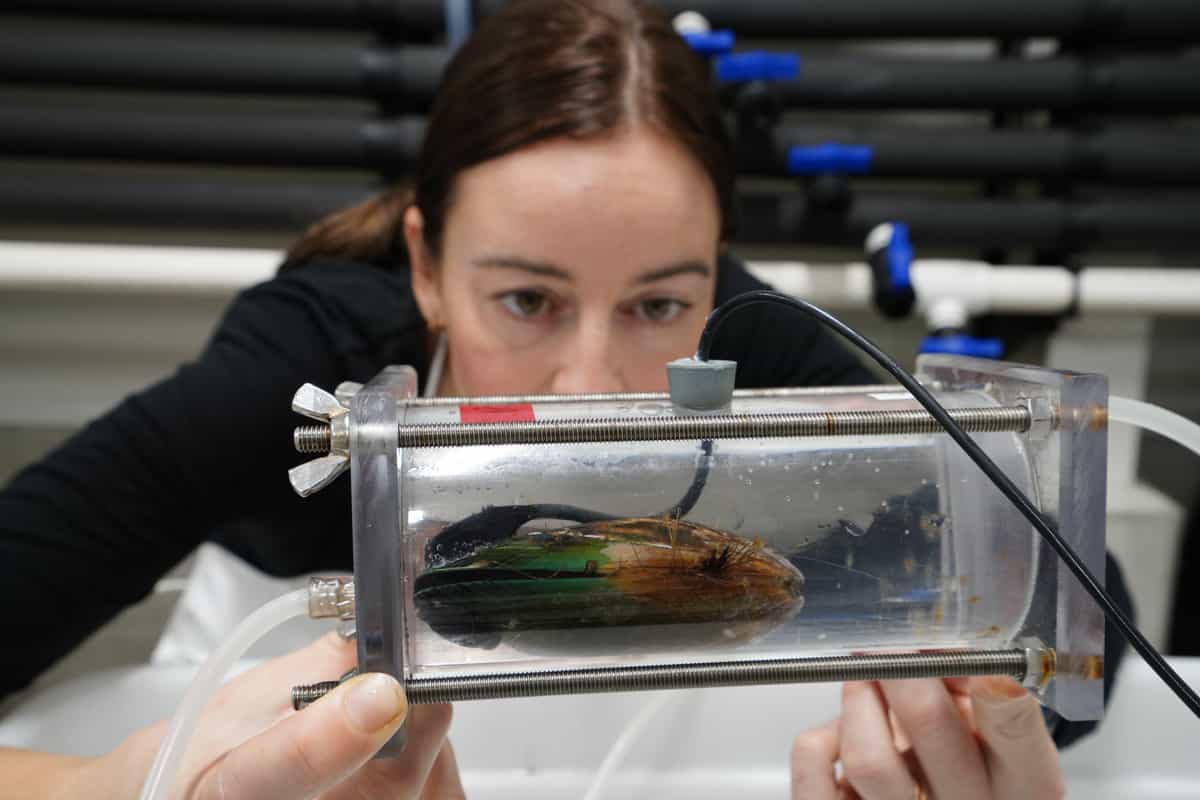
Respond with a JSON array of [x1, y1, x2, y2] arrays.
[[817, 632, 828, 640], [812, 465, 819, 472], [904, 528, 910, 535], [785, 495, 791, 503], [866, 456, 873, 464], [813, 479, 821, 486], [836, 505, 844, 512], [835, 582, 842, 590], [784, 464, 791, 472], [921, 478, 929, 485], [881, 501, 888, 507], [873, 466, 881, 473]]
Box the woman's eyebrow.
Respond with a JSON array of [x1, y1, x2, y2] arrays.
[[470, 256, 711, 284], [471, 255, 571, 280], [635, 260, 712, 284]]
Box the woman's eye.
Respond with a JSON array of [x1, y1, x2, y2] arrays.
[[635, 298, 688, 323], [499, 290, 549, 319]]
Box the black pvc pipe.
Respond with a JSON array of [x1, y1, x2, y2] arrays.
[[736, 191, 1200, 250], [3, 169, 1198, 251], [2, 2, 446, 33], [13, 0, 1200, 42], [648, 0, 1200, 41], [7, 101, 1198, 187], [0, 171, 368, 231], [0, 22, 447, 104], [764, 125, 1200, 184], [0, 103, 425, 169], [739, 55, 1200, 113], [4, 20, 1198, 112]]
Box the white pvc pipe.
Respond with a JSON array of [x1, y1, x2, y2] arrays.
[[0, 240, 277, 294], [138, 588, 310, 800], [744, 260, 872, 310], [2, 240, 1198, 316], [1080, 269, 1200, 315]]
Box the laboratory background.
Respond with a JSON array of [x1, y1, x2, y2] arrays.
[[1, 2, 1198, 798]]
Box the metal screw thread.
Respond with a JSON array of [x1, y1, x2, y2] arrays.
[[292, 680, 341, 710], [403, 649, 1029, 704], [392, 406, 1030, 449], [294, 425, 332, 453], [292, 407, 1030, 453]]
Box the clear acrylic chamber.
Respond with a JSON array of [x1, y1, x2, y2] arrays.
[[347, 355, 1108, 721]]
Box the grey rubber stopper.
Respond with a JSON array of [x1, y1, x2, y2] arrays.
[[667, 357, 737, 411]]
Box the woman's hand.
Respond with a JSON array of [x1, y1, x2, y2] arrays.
[[790, 677, 1064, 800], [75, 632, 463, 799]]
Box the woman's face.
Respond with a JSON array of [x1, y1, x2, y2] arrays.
[[405, 126, 721, 396]]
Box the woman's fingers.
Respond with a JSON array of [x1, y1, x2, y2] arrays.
[[789, 720, 841, 800], [420, 740, 466, 800], [969, 677, 1066, 800], [334, 702, 455, 800], [879, 678, 990, 799], [188, 672, 407, 800], [839, 682, 917, 800]]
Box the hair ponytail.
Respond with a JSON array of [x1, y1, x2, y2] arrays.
[[279, 183, 414, 273]]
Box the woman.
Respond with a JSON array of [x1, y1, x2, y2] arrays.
[[0, 0, 1120, 796]]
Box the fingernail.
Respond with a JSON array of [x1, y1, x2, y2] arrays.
[[344, 673, 406, 733]]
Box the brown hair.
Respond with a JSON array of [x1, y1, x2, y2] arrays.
[[283, 0, 735, 271]]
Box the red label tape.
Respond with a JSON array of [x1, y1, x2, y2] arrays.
[[459, 403, 535, 424]]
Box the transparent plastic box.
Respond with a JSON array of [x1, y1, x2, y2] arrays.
[[343, 355, 1107, 728]]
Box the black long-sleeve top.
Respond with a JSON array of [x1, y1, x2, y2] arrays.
[[0, 254, 1129, 748]]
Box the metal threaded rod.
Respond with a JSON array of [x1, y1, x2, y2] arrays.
[[402, 649, 1030, 704], [295, 424, 332, 454], [292, 680, 341, 709], [404, 384, 902, 406], [293, 406, 1030, 453]]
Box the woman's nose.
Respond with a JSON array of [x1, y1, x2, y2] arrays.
[[548, 321, 625, 394]]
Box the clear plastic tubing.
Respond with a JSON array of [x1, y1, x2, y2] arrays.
[[1110, 396, 1200, 459], [138, 588, 310, 800]]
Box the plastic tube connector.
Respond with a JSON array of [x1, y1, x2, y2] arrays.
[[682, 30, 735, 56], [788, 143, 874, 176], [919, 334, 1005, 359], [865, 222, 916, 318], [308, 575, 356, 620], [715, 51, 800, 82]]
